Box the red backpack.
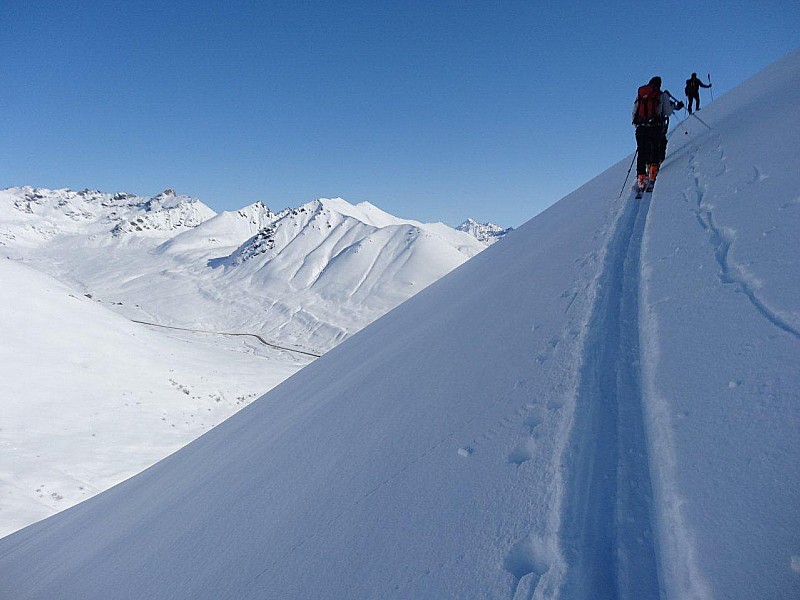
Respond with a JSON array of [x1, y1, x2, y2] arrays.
[[633, 84, 662, 125]]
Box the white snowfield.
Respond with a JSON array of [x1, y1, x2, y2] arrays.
[[1, 49, 799, 600], [0, 189, 487, 536], [0, 258, 308, 537]]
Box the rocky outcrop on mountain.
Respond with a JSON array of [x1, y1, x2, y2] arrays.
[[110, 189, 215, 236], [0, 187, 215, 243], [456, 218, 512, 244]]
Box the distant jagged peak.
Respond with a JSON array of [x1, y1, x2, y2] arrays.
[[242, 199, 269, 211], [221, 199, 389, 268], [235, 200, 274, 220], [5, 185, 203, 212], [111, 189, 215, 237], [143, 188, 209, 212], [261, 197, 408, 236], [11, 186, 104, 204], [456, 218, 512, 244]]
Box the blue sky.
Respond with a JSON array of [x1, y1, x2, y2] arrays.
[[3, 1, 798, 227]]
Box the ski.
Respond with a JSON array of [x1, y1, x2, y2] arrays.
[[633, 177, 651, 199]]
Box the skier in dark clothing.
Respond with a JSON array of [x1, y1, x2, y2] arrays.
[[632, 76, 671, 191], [685, 72, 711, 114]]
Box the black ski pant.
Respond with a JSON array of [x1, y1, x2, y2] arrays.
[[658, 120, 669, 163], [635, 125, 661, 175], [687, 93, 700, 113]]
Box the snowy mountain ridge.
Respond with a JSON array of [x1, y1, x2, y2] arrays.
[[0, 186, 216, 245], [1, 188, 488, 352]]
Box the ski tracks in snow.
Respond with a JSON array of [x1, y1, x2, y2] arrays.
[[686, 137, 800, 340], [561, 194, 661, 599]]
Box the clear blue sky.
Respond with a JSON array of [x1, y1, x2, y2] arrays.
[[3, 1, 798, 227]]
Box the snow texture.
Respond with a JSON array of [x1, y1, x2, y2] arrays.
[[0, 49, 798, 599]]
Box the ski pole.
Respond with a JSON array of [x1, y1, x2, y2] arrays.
[[708, 72, 714, 102], [690, 112, 712, 130], [619, 150, 638, 198]]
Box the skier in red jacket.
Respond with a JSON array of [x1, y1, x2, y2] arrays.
[[632, 77, 671, 191]]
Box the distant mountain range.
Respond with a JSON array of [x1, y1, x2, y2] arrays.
[[0, 186, 503, 352], [0, 185, 507, 535]]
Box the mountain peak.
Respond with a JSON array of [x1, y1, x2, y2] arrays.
[[456, 218, 512, 244]]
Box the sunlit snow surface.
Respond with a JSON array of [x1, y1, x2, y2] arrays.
[[1, 50, 798, 599], [0, 259, 308, 536], [0, 190, 485, 537]]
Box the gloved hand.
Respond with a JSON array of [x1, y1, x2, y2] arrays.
[[676, 101, 685, 110]]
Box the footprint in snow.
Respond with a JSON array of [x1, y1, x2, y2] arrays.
[[523, 407, 546, 436], [504, 535, 554, 599], [508, 438, 536, 466]]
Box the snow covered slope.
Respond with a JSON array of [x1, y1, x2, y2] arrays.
[[0, 258, 306, 537], [155, 200, 277, 258], [1, 49, 798, 600]]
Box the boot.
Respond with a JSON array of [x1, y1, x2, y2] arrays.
[[649, 164, 659, 182], [637, 174, 647, 190]]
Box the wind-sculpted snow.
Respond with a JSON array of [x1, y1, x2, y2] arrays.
[[1, 49, 798, 600]]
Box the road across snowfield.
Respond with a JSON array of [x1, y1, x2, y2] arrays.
[[131, 320, 323, 358]]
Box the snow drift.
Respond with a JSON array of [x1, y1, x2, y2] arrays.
[[1, 50, 798, 599]]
